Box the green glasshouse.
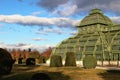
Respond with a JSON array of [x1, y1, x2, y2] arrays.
[[51, 8, 120, 61]]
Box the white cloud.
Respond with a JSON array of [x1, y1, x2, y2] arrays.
[[0, 41, 4, 44], [36, 28, 64, 35], [52, 2, 78, 16], [35, 31, 48, 35], [0, 14, 78, 28], [109, 1, 120, 12], [31, 11, 41, 16], [37, 0, 69, 11], [0, 42, 55, 52], [37, 0, 120, 16], [32, 38, 48, 41], [44, 28, 64, 34], [70, 31, 77, 35], [110, 16, 120, 24], [3, 43, 31, 49], [60, 5, 77, 16]]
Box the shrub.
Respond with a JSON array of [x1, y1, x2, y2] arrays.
[[38, 56, 47, 63], [83, 55, 97, 69], [0, 48, 15, 75], [18, 58, 23, 64], [26, 58, 36, 65], [65, 52, 76, 66], [29, 50, 40, 58], [50, 55, 62, 67], [22, 59, 26, 64]]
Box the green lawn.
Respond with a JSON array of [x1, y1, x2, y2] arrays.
[[0, 64, 120, 80]]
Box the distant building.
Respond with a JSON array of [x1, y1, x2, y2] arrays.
[[51, 8, 120, 61]]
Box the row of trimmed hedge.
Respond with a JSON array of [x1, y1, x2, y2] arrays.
[[20, 57, 46, 65], [50, 52, 76, 67], [50, 52, 97, 69], [18, 56, 47, 65]]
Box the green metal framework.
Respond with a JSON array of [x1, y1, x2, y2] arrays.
[[51, 8, 120, 61]]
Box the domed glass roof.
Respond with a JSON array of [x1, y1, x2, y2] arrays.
[[79, 8, 113, 27]]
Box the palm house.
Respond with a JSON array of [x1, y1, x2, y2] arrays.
[[51, 8, 120, 61]]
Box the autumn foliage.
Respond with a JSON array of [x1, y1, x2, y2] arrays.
[[8, 47, 52, 64], [41, 47, 52, 59]]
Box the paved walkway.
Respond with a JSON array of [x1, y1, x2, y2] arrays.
[[96, 66, 120, 70]]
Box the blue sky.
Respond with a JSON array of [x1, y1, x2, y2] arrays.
[[0, 0, 120, 51]]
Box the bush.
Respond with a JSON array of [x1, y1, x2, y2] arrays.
[[65, 52, 76, 66], [83, 55, 97, 69], [0, 48, 15, 75], [22, 59, 26, 64], [38, 56, 47, 63], [29, 51, 40, 58], [18, 58, 23, 64], [50, 55, 62, 67], [26, 58, 36, 65]]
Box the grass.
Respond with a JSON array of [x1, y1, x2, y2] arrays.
[[0, 64, 120, 80]]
